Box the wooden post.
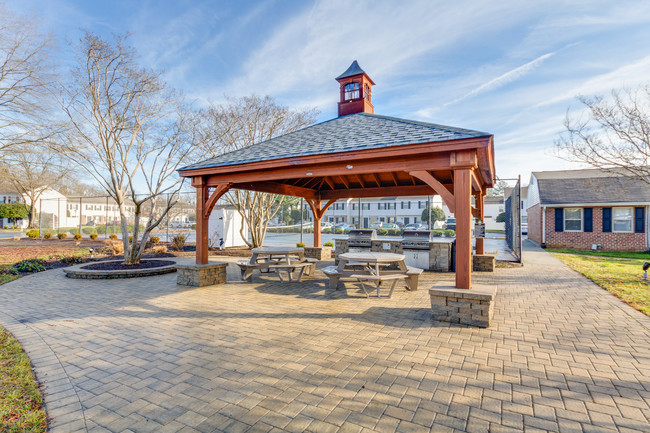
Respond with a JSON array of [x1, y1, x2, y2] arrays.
[[454, 168, 472, 289], [476, 193, 485, 255], [313, 214, 322, 247], [196, 178, 209, 264]]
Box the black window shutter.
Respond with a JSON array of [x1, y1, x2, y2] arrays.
[[635, 207, 645, 233], [602, 208, 612, 232], [554, 208, 563, 232], [584, 208, 593, 232]]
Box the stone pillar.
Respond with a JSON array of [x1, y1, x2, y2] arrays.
[[429, 284, 497, 327], [177, 262, 227, 286]]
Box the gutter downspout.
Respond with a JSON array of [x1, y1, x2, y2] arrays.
[[542, 205, 546, 248]]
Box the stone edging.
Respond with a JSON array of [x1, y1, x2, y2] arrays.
[[63, 260, 177, 279], [0, 310, 88, 432]]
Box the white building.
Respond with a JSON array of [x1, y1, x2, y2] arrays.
[[303, 196, 451, 228], [208, 205, 247, 248]]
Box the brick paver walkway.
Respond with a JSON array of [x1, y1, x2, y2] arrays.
[[1, 242, 649, 432]]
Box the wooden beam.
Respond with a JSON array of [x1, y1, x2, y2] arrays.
[[389, 171, 399, 186], [195, 178, 209, 264], [200, 154, 451, 186], [338, 175, 350, 189], [354, 174, 366, 188], [323, 176, 335, 190], [232, 181, 318, 200], [371, 172, 382, 187], [409, 170, 456, 214], [321, 184, 436, 200]]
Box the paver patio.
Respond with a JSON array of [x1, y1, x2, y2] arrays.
[[1, 241, 649, 432]]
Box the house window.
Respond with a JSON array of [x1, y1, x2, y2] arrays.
[[613, 207, 633, 232], [344, 82, 359, 100], [564, 208, 582, 231]]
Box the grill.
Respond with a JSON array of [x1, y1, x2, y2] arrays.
[[347, 229, 377, 249], [401, 230, 433, 250]]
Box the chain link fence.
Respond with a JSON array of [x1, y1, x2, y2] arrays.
[[504, 177, 522, 262]]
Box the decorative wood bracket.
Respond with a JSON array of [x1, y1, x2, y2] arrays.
[[305, 198, 337, 220], [409, 170, 455, 214], [205, 183, 232, 218]]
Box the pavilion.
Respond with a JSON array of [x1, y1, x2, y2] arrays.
[[178, 61, 495, 289]]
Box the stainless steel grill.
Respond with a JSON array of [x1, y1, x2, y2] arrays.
[[401, 230, 433, 250], [347, 229, 377, 248]]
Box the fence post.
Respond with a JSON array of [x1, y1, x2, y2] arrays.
[[79, 197, 82, 235], [38, 199, 42, 236], [105, 196, 109, 239]]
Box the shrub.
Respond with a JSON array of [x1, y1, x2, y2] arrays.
[[43, 232, 52, 239], [334, 228, 343, 234], [322, 228, 332, 234], [172, 234, 186, 251], [109, 233, 117, 240], [377, 228, 388, 236], [444, 229, 456, 237], [432, 230, 444, 237], [387, 228, 400, 236], [323, 241, 333, 247], [150, 236, 160, 244], [61, 255, 84, 264], [89, 233, 98, 240], [57, 232, 67, 240], [343, 229, 351, 234], [296, 242, 305, 248], [106, 240, 124, 255], [152, 245, 168, 254], [73, 232, 82, 240], [26, 229, 39, 239], [11, 259, 46, 274]]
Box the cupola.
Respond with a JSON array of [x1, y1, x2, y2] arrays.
[[336, 60, 375, 116]]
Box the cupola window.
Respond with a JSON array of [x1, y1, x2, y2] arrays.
[[363, 83, 370, 101], [344, 82, 359, 100]]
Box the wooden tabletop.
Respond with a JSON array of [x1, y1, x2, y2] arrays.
[[338, 252, 405, 262], [251, 247, 304, 255]]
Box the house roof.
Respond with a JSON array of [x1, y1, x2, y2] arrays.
[[532, 168, 650, 205], [180, 112, 490, 172]]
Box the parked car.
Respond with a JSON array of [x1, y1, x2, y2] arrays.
[[381, 223, 400, 230], [321, 222, 333, 229], [403, 223, 426, 231], [333, 223, 354, 231], [445, 218, 456, 231], [370, 222, 383, 229]]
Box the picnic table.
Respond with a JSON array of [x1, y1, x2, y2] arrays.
[[237, 247, 315, 282], [323, 252, 422, 297]]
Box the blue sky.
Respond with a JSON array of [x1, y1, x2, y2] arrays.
[[9, 0, 650, 184]]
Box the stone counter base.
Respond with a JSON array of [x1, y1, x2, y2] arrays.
[[473, 254, 496, 272], [429, 284, 497, 328], [177, 262, 228, 287]]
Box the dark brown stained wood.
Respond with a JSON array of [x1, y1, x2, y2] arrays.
[[389, 171, 400, 186], [372, 173, 382, 187], [338, 175, 350, 188]]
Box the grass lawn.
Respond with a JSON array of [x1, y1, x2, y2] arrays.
[[547, 248, 650, 260], [0, 328, 47, 432], [553, 253, 650, 316]]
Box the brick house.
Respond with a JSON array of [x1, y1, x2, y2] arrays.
[[527, 169, 650, 251]]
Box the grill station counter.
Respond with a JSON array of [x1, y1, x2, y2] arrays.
[[335, 229, 452, 272]]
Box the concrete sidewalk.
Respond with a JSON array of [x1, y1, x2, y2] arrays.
[[0, 242, 648, 432]]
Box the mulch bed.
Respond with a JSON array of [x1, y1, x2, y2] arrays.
[[81, 259, 176, 271]]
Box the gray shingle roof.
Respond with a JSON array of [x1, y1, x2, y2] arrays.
[[336, 60, 367, 80], [533, 169, 650, 204], [180, 112, 491, 172]]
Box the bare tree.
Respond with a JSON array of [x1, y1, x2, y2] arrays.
[[0, 4, 58, 158], [57, 33, 200, 264], [557, 85, 650, 181], [0, 146, 70, 227], [198, 95, 318, 247]]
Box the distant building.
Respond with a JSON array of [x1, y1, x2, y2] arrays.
[[527, 168, 649, 251]]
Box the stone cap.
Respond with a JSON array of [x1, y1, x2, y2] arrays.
[[429, 284, 497, 301], [176, 262, 228, 271]]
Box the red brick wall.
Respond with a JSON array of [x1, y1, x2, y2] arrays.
[[527, 204, 542, 245], [544, 207, 647, 251]]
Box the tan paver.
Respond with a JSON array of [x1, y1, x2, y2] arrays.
[[0, 243, 649, 432]]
